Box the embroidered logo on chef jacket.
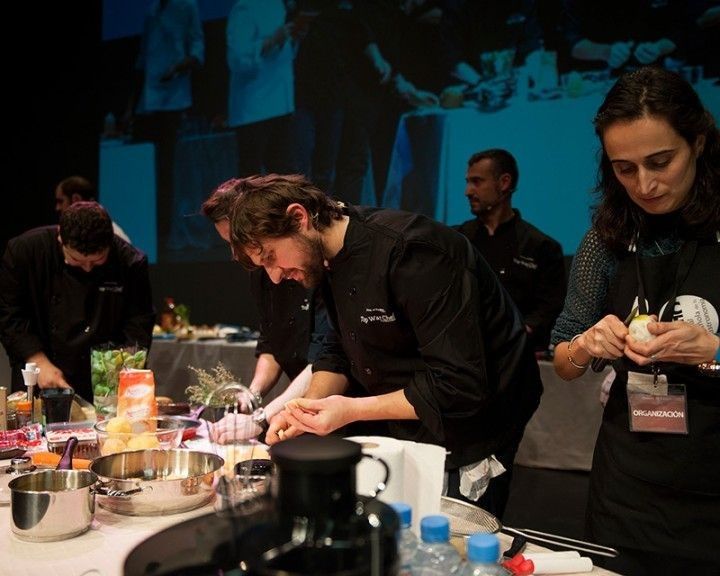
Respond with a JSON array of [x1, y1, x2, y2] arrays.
[[658, 295, 719, 333], [99, 283, 123, 293], [512, 255, 538, 270], [360, 308, 396, 324]]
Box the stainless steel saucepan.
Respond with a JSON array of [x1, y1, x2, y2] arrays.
[[90, 449, 224, 516], [9, 468, 98, 541]]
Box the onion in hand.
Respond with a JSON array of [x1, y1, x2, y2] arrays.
[[628, 314, 655, 343]]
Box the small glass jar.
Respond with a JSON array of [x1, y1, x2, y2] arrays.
[[15, 401, 32, 428]]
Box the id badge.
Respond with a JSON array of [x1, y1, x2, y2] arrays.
[[626, 371, 688, 434]]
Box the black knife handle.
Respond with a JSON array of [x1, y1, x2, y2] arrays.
[[591, 356, 610, 372]]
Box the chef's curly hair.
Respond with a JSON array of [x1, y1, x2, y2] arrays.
[[592, 66, 720, 253], [59, 201, 114, 255], [216, 174, 344, 269]]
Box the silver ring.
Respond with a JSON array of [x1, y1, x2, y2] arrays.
[[650, 353, 657, 362]]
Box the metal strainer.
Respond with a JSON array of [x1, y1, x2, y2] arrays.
[[440, 496, 618, 558]]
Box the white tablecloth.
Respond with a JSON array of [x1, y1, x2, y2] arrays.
[[0, 497, 213, 576], [147, 338, 258, 400]]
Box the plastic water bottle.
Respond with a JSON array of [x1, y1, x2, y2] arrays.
[[459, 533, 507, 575], [410, 515, 462, 575], [391, 502, 419, 575]]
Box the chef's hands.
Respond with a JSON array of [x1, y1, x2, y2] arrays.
[[208, 413, 262, 444], [266, 396, 354, 444], [626, 320, 720, 366], [265, 411, 301, 445], [27, 354, 72, 390], [285, 396, 352, 435]]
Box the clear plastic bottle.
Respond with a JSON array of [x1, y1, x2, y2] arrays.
[[459, 533, 507, 575], [410, 514, 462, 575], [391, 502, 419, 575]]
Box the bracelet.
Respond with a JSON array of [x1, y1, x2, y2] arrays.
[[252, 407, 269, 432], [249, 389, 263, 408], [568, 334, 589, 369], [697, 333, 720, 378]]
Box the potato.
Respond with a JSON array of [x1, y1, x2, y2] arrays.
[[127, 434, 160, 450], [105, 416, 132, 434], [102, 437, 127, 455]]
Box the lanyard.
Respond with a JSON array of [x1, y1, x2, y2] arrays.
[[634, 239, 697, 320]]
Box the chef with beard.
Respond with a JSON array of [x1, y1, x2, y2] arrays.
[[225, 173, 542, 518]]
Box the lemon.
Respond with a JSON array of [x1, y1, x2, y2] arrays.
[[628, 314, 655, 342]]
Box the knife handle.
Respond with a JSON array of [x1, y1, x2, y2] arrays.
[[591, 356, 610, 372]]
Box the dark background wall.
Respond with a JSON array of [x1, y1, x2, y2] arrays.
[[2, 4, 259, 329]]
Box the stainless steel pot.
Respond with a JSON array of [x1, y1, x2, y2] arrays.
[[1, 456, 38, 506], [9, 469, 97, 542], [90, 449, 223, 516]]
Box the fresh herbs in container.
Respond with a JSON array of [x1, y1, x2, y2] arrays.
[[186, 362, 250, 422]]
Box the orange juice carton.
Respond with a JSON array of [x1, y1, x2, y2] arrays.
[[117, 369, 157, 420]]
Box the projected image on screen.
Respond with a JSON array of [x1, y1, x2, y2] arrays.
[[99, 0, 720, 264]]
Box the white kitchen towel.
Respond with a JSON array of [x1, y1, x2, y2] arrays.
[[346, 435, 446, 534]]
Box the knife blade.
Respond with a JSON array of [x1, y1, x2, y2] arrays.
[[590, 305, 639, 372]]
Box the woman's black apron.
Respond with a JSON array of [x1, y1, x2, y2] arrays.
[[588, 236, 720, 561]]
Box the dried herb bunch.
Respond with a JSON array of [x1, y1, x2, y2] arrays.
[[185, 362, 242, 406]]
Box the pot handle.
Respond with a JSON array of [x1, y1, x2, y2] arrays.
[[93, 481, 149, 499], [360, 454, 389, 499]]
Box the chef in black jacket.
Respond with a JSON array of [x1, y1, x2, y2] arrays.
[[0, 202, 154, 402], [201, 180, 329, 441], [227, 173, 543, 518]]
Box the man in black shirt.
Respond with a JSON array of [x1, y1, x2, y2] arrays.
[[456, 149, 566, 352], [227, 173, 542, 517], [0, 202, 154, 402]]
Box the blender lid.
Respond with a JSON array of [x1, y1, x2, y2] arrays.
[[270, 435, 362, 474]]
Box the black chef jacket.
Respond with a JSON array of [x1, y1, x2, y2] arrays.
[[0, 226, 155, 402], [455, 210, 566, 351], [250, 270, 328, 381], [313, 206, 543, 469]]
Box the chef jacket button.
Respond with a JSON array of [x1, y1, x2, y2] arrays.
[[289, 316, 295, 325], [51, 295, 60, 305], [292, 352, 298, 359], [350, 331, 356, 341], [350, 361, 356, 368], [349, 287, 357, 296], [364, 368, 372, 375]]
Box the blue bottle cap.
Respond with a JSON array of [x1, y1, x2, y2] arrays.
[[420, 515, 450, 542], [467, 533, 500, 563], [390, 502, 412, 528]]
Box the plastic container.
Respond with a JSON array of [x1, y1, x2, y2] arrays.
[[410, 515, 462, 575], [460, 533, 508, 575], [391, 502, 419, 575], [45, 421, 98, 458]]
